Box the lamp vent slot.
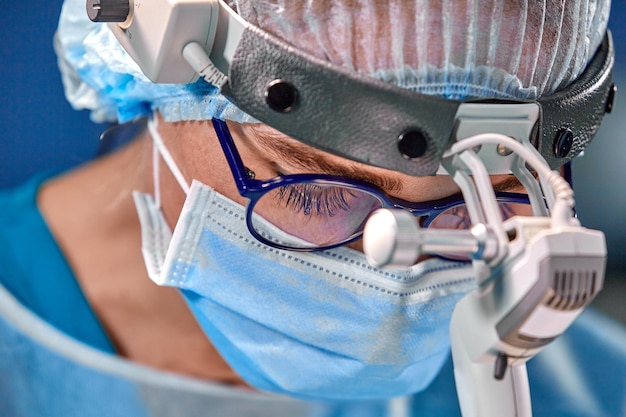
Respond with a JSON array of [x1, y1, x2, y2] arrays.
[[546, 269, 597, 311]]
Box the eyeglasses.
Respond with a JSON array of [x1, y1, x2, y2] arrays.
[[212, 119, 533, 252]]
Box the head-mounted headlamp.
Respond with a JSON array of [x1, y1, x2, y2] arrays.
[[87, 0, 615, 176]]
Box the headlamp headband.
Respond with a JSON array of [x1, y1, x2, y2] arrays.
[[91, 0, 615, 176], [224, 29, 614, 175]]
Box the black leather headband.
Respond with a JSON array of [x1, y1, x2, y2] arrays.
[[223, 28, 614, 176]]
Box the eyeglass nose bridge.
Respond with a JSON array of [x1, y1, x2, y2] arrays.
[[385, 194, 468, 229]]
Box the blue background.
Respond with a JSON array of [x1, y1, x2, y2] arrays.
[[0, 1, 105, 183], [0, 2, 624, 314]]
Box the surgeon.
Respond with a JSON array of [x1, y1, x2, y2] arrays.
[[0, 0, 624, 416]]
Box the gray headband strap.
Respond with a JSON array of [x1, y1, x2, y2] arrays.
[[536, 33, 615, 169], [223, 27, 614, 176]]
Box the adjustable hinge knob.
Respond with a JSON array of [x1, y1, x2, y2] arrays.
[[86, 0, 131, 22], [363, 209, 421, 268]]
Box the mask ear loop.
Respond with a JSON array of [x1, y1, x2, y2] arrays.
[[147, 115, 191, 198]]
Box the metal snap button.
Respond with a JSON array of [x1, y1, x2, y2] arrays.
[[398, 130, 428, 159], [265, 80, 298, 113]]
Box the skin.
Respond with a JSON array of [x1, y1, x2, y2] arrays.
[[37, 114, 524, 387]]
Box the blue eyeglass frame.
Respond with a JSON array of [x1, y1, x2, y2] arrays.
[[211, 118, 532, 252]]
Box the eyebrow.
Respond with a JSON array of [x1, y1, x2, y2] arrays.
[[252, 129, 405, 193], [493, 176, 525, 193], [251, 128, 525, 195]]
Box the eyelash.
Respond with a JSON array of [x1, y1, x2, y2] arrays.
[[275, 183, 357, 218]]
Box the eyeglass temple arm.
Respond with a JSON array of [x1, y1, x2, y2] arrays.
[[212, 119, 253, 191]]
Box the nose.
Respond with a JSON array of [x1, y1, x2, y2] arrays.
[[347, 238, 364, 253]]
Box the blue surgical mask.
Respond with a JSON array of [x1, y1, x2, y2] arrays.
[[133, 176, 476, 400], [132, 116, 478, 400]]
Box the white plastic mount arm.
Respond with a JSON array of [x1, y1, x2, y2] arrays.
[[98, 0, 247, 85]]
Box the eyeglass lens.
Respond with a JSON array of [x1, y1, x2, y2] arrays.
[[249, 182, 534, 251], [426, 202, 534, 229], [250, 183, 382, 249]]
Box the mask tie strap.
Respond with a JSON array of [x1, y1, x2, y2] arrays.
[[147, 115, 191, 197]]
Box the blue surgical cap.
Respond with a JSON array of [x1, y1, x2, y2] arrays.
[[55, 0, 610, 124], [54, 0, 256, 123]]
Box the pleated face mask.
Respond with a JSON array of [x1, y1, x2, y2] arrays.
[[134, 180, 476, 400], [131, 118, 476, 400]]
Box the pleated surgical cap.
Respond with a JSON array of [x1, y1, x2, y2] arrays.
[[55, 0, 610, 123]]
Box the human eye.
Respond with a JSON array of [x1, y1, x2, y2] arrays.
[[274, 183, 358, 218]]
